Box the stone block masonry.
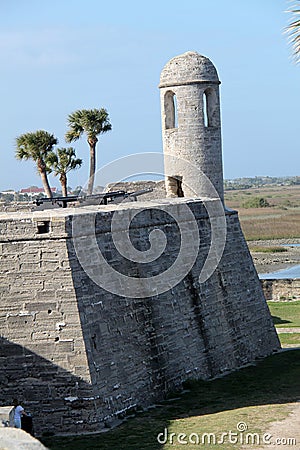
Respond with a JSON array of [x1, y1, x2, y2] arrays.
[[0, 199, 280, 435], [160, 52, 224, 202], [0, 427, 48, 449], [261, 279, 300, 301]]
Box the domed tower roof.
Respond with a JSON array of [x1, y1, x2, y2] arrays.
[[159, 51, 220, 88]]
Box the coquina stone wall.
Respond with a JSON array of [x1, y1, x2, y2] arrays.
[[261, 279, 300, 301], [106, 180, 166, 200], [0, 198, 280, 435]]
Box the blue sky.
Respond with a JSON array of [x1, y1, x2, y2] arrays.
[[1, 0, 299, 191]]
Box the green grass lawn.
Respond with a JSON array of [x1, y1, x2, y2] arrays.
[[268, 300, 300, 328], [279, 333, 300, 346], [41, 349, 300, 450]]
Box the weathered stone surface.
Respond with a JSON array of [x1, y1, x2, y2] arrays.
[[0, 427, 48, 449], [0, 199, 280, 435], [0, 406, 13, 427], [160, 51, 224, 201], [106, 180, 166, 200], [261, 279, 300, 301]]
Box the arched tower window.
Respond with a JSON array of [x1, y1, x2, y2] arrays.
[[203, 88, 218, 128], [203, 92, 208, 127], [164, 91, 178, 129]]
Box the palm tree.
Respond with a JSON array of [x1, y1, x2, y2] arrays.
[[16, 130, 57, 198], [47, 147, 82, 197], [65, 108, 112, 195], [285, 2, 300, 63]]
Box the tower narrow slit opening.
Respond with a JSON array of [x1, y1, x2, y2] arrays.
[[203, 88, 218, 128], [203, 92, 209, 127], [164, 91, 178, 129]]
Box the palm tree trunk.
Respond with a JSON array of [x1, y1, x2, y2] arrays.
[[40, 169, 53, 198], [60, 173, 68, 197], [38, 158, 53, 198], [87, 141, 97, 195]]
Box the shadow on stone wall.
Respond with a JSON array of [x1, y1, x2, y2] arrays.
[[0, 336, 99, 435], [64, 205, 194, 425]]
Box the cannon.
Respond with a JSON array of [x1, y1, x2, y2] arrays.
[[33, 189, 153, 209]]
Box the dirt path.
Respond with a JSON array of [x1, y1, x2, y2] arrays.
[[255, 402, 300, 449], [276, 328, 300, 333]]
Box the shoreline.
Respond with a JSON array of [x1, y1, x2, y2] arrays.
[[248, 238, 300, 274]]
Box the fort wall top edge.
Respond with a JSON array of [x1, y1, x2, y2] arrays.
[[0, 198, 236, 242]]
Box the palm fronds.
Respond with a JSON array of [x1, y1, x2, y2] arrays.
[[285, 1, 300, 63]]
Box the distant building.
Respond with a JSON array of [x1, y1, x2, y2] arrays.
[[20, 187, 57, 197], [0, 190, 16, 195]]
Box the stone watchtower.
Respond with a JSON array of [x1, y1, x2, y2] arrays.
[[159, 51, 224, 202]]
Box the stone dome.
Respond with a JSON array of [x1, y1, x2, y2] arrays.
[[159, 51, 220, 88]]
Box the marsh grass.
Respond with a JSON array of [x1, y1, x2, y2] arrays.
[[240, 211, 300, 240], [249, 246, 287, 253], [224, 185, 300, 241], [224, 185, 300, 210]]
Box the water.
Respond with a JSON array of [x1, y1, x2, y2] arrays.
[[258, 242, 300, 279], [282, 244, 300, 248], [259, 265, 300, 280]]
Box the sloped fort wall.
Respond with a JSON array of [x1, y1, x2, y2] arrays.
[[0, 199, 280, 434]]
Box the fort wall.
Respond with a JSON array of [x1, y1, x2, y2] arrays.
[[261, 279, 300, 301], [0, 199, 280, 434]]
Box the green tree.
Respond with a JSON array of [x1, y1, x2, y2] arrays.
[[285, 2, 300, 63], [47, 147, 82, 197], [65, 108, 112, 195], [15, 130, 57, 198], [242, 196, 270, 208]]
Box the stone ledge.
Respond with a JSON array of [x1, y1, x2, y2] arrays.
[[0, 428, 48, 449], [0, 198, 235, 241]]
